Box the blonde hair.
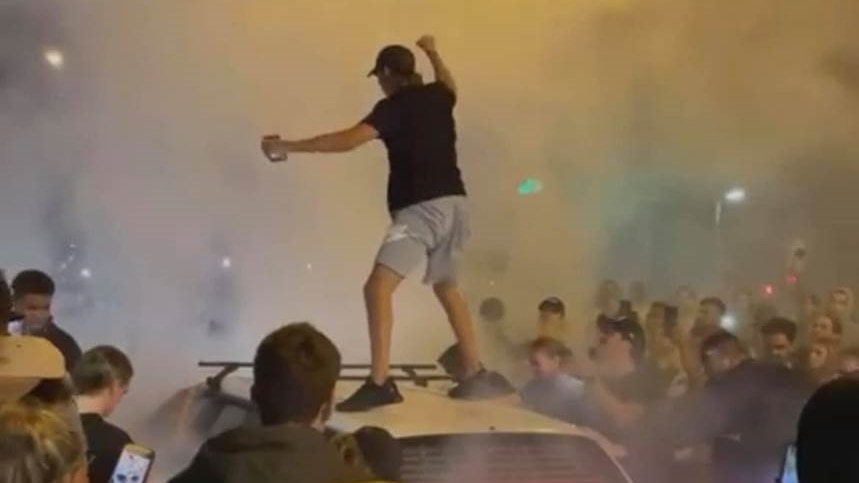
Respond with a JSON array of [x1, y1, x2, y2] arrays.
[[0, 403, 85, 483]]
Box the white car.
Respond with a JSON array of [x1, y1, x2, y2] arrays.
[[195, 363, 633, 483]]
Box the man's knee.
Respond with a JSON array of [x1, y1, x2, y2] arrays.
[[364, 265, 403, 299]]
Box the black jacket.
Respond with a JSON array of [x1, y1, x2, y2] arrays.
[[169, 424, 369, 483]]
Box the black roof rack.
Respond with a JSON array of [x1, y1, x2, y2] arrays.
[[198, 361, 453, 391]]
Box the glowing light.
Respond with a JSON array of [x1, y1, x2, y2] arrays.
[[721, 315, 737, 331], [517, 178, 543, 195], [763, 284, 775, 296], [724, 188, 746, 204], [786, 273, 798, 285], [221, 257, 232, 269], [306, 263, 313, 271], [80, 268, 92, 279], [43, 48, 64, 69]]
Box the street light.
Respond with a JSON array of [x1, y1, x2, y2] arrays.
[[43, 48, 64, 70], [724, 188, 746, 204]]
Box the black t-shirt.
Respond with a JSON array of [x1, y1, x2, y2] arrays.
[[81, 413, 133, 483], [30, 320, 82, 373], [362, 82, 466, 212]]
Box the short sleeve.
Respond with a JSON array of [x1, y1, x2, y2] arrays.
[[361, 100, 398, 139]]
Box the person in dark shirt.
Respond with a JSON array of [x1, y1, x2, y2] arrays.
[[261, 34, 499, 411], [11, 269, 82, 372], [797, 378, 859, 483], [72, 345, 135, 483], [170, 323, 366, 483], [584, 316, 665, 440], [626, 330, 813, 483]]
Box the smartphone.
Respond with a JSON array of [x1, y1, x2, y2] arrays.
[[663, 305, 679, 336], [778, 443, 798, 483], [110, 444, 155, 483]]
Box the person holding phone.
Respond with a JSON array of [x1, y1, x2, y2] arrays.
[[261, 35, 504, 411], [72, 346, 135, 483]]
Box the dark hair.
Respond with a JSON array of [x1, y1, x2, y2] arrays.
[[529, 337, 573, 363], [700, 297, 727, 315], [23, 379, 73, 407], [11, 270, 55, 298], [0, 271, 11, 332], [353, 426, 402, 482], [538, 297, 565, 316], [797, 378, 859, 483], [598, 317, 647, 362], [72, 346, 134, 395], [252, 323, 341, 425], [699, 330, 745, 364], [761, 317, 798, 344]]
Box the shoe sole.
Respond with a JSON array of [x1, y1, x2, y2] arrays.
[[336, 396, 404, 413]]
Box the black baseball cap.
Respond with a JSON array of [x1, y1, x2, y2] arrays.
[[368, 45, 416, 77], [538, 297, 566, 316], [598, 315, 646, 360]]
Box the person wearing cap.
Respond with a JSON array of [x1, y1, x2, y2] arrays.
[[583, 316, 662, 440], [261, 35, 500, 411]]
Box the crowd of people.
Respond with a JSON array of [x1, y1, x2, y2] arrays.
[[3, 267, 859, 483]]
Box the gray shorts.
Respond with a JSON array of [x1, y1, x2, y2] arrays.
[[375, 196, 470, 285]]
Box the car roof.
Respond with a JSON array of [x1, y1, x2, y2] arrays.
[[218, 375, 622, 455]]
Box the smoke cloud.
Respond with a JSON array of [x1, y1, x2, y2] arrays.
[[2, 0, 858, 478]]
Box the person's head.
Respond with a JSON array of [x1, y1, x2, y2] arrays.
[[700, 330, 748, 379], [837, 347, 859, 378], [0, 271, 10, 335], [0, 402, 87, 483], [251, 323, 341, 429], [644, 302, 667, 336], [11, 270, 55, 331], [697, 297, 727, 327], [811, 314, 842, 341], [808, 340, 836, 373], [797, 378, 859, 483], [368, 45, 423, 96], [760, 317, 798, 364], [827, 287, 854, 323], [528, 337, 572, 380], [595, 317, 646, 371], [71, 346, 134, 417], [537, 297, 566, 337]]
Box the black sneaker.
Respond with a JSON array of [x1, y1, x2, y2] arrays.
[[448, 369, 516, 400], [336, 378, 404, 412]]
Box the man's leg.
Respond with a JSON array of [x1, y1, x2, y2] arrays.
[[364, 263, 405, 384], [433, 280, 481, 377]]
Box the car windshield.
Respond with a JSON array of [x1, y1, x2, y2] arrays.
[[398, 433, 628, 483]]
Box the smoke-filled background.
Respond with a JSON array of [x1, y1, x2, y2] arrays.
[[2, 0, 859, 476]]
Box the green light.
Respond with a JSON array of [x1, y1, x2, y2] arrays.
[[518, 178, 543, 195]]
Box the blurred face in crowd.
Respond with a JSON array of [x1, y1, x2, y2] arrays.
[[698, 303, 723, 327], [538, 310, 564, 338], [811, 315, 837, 341], [702, 349, 737, 379], [14, 294, 52, 331], [762, 333, 794, 364], [809, 343, 831, 371], [529, 350, 562, 380], [828, 290, 852, 322], [596, 331, 631, 368]]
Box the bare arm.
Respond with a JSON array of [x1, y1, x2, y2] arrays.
[[261, 123, 378, 160], [417, 35, 457, 96]]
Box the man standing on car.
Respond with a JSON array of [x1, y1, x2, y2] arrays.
[[262, 35, 503, 411]]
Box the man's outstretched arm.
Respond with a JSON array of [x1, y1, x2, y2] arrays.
[[417, 35, 457, 96], [262, 123, 378, 159]]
